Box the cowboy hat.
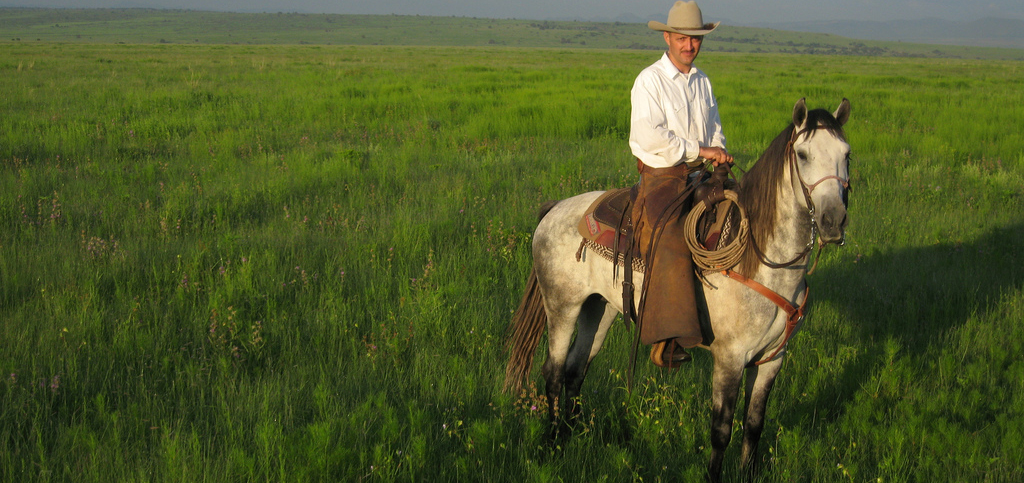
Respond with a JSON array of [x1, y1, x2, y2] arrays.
[[648, 1, 720, 36]]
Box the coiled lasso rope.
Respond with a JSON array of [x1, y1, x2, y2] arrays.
[[684, 190, 749, 273]]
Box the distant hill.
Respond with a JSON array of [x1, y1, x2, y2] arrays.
[[551, 12, 1024, 50], [1, 8, 1022, 60], [746, 17, 1024, 50]]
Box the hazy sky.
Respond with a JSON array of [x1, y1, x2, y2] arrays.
[[5, 0, 1023, 24]]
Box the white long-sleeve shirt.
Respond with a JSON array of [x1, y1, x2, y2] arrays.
[[629, 53, 727, 168]]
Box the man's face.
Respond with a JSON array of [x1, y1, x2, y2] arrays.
[[663, 32, 703, 72]]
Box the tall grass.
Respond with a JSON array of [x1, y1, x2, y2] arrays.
[[1, 42, 1022, 481]]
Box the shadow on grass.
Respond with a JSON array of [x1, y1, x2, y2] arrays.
[[787, 221, 1024, 424]]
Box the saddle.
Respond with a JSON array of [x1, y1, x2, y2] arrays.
[[577, 168, 738, 264]]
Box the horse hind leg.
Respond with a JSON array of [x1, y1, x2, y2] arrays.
[[541, 294, 616, 439], [540, 297, 581, 440], [561, 295, 617, 426]]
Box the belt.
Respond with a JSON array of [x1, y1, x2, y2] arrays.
[[637, 158, 698, 178]]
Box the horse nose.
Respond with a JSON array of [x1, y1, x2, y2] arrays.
[[819, 207, 847, 242]]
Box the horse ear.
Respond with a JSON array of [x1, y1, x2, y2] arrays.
[[833, 98, 851, 126], [792, 98, 808, 128]]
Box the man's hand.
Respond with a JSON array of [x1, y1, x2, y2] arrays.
[[699, 146, 734, 166]]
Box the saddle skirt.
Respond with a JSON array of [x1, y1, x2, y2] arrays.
[[577, 188, 633, 249], [576, 187, 646, 272]]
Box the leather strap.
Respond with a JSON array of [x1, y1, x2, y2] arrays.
[[720, 270, 808, 366]]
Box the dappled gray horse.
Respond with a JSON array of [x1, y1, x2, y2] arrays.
[[505, 98, 851, 481]]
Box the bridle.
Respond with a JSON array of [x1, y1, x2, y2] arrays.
[[749, 125, 850, 272]]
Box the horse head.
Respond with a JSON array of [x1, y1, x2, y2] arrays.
[[790, 98, 851, 244]]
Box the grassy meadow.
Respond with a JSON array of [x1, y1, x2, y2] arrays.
[[2, 37, 1024, 482]]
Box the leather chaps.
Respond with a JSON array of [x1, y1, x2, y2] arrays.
[[632, 161, 703, 347]]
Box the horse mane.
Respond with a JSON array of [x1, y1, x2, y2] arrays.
[[736, 109, 846, 276]]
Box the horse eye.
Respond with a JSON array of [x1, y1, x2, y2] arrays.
[[796, 151, 808, 162]]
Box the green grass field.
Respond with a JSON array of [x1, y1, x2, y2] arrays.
[[2, 22, 1023, 483]]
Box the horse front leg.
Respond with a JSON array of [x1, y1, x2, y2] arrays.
[[740, 358, 783, 480], [708, 358, 745, 483]]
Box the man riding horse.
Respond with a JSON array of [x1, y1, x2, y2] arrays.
[[630, 1, 733, 368]]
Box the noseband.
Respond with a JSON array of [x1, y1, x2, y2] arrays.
[[803, 173, 850, 195]]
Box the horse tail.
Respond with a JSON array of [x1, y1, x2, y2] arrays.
[[503, 266, 547, 394]]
